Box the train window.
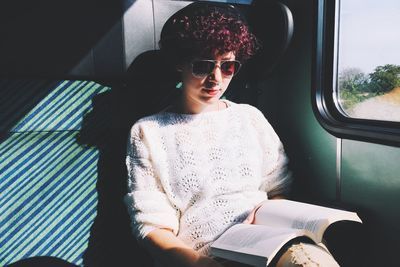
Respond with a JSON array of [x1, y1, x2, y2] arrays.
[[337, 0, 400, 122], [313, 0, 400, 145]]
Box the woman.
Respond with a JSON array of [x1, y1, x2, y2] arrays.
[[124, 2, 339, 267]]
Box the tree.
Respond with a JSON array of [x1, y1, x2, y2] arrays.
[[338, 68, 369, 110], [338, 67, 368, 93], [367, 64, 400, 93]]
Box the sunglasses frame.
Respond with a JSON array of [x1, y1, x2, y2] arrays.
[[190, 59, 242, 78]]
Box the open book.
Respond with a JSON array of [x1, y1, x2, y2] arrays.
[[210, 199, 362, 267]]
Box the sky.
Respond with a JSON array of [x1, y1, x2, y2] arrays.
[[338, 0, 400, 74]]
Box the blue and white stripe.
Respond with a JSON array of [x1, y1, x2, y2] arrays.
[[0, 80, 111, 266]]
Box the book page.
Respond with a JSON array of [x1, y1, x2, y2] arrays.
[[211, 224, 309, 266], [254, 200, 362, 242]]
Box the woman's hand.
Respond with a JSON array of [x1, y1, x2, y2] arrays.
[[242, 203, 262, 224], [143, 228, 224, 267]]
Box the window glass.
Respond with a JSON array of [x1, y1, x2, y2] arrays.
[[337, 0, 400, 122]]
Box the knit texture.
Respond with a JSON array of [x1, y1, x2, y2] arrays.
[[124, 100, 292, 255]]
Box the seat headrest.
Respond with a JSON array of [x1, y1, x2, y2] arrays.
[[248, 0, 294, 78]]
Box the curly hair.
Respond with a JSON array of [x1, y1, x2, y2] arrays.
[[159, 3, 260, 65]]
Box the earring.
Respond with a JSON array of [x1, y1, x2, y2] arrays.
[[176, 82, 183, 89]]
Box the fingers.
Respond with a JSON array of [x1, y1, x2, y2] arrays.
[[242, 203, 264, 224], [242, 217, 254, 224], [243, 210, 256, 224]]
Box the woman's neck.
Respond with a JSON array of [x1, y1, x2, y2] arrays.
[[175, 95, 225, 115]]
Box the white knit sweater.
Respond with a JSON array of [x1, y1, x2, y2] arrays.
[[124, 100, 292, 255]]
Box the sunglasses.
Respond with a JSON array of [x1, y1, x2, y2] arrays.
[[191, 60, 242, 78]]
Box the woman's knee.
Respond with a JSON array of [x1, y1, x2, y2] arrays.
[[275, 242, 340, 267]]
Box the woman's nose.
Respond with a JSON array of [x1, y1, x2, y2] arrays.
[[210, 64, 223, 82]]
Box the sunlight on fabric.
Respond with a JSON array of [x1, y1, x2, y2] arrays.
[[0, 80, 111, 266], [11, 81, 110, 132]]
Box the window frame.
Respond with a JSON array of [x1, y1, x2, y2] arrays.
[[312, 0, 400, 146]]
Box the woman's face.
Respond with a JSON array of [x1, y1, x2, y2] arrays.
[[179, 51, 237, 113]]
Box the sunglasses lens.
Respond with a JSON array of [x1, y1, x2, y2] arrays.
[[192, 60, 241, 77], [192, 61, 215, 77], [221, 61, 241, 76]]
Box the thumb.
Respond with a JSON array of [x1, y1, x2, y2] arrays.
[[243, 210, 256, 224], [243, 203, 264, 224]]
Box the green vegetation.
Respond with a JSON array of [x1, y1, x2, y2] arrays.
[[338, 64, 400, 110]]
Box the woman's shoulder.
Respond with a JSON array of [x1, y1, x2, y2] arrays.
[[129, 110, 183, 133], [134, 112, 164, 125], [226, 100, 266, 119], [129, 112, 165, 134], [228, 100, 277, 134]]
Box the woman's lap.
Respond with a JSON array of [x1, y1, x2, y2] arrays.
[[216, 242, 340, 267], [276, 243, 340, 267]]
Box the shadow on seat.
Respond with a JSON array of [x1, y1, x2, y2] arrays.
[[77, 49, 179, 267]]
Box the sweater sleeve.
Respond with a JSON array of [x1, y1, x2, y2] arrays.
[[250, 107, 293, 198], [124, 123, 180, 240]]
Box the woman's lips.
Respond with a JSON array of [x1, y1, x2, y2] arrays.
[[202, 88, 220, 96], [203, 81, 221, 96]]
